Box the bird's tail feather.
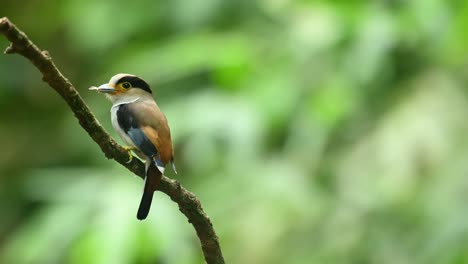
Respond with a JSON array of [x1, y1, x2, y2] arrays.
[[171, 158, 177, 174], [137, 162, 162, 220]]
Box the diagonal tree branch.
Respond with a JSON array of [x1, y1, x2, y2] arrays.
[[0, 17, 224, 264]]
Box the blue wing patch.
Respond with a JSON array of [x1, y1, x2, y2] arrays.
[[127, 127, 159, 158], [128, 128, 165, 173]]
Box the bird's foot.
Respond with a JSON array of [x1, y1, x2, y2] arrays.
[[123, 146, 137, 163]]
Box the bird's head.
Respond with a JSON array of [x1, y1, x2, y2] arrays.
[[90, 73, 153, 103]]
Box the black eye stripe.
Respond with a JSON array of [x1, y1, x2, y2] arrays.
[[116, 76, 152, 94], [122, 82, 131, 88]]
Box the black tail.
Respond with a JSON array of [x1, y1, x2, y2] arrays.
[[137, 162, 162, 220]]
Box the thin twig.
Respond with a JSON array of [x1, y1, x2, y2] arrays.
[[0, 17, 224, 264]]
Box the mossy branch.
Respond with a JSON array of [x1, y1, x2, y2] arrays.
[[0, 17, 224, 264]]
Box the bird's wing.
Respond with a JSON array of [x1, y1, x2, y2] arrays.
[[116, 101, 173, 169], [116, 103, 159, 157]]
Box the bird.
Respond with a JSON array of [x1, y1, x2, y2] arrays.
[[90, 73, 176, 220]]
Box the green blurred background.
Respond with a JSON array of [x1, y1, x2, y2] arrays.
[[2, 0, 468, 263]]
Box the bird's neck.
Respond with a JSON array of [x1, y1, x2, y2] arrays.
[[108, 94, 140, 107]]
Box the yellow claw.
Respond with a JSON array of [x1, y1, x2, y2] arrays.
[[123, 146, 137, 163]]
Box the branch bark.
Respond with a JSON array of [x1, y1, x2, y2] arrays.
[[0, 17, 224, 264]]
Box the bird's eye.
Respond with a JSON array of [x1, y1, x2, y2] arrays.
[[122, 82, 131, 89]]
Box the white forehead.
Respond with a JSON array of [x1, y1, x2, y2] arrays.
[[108, 73, 135, 85]]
